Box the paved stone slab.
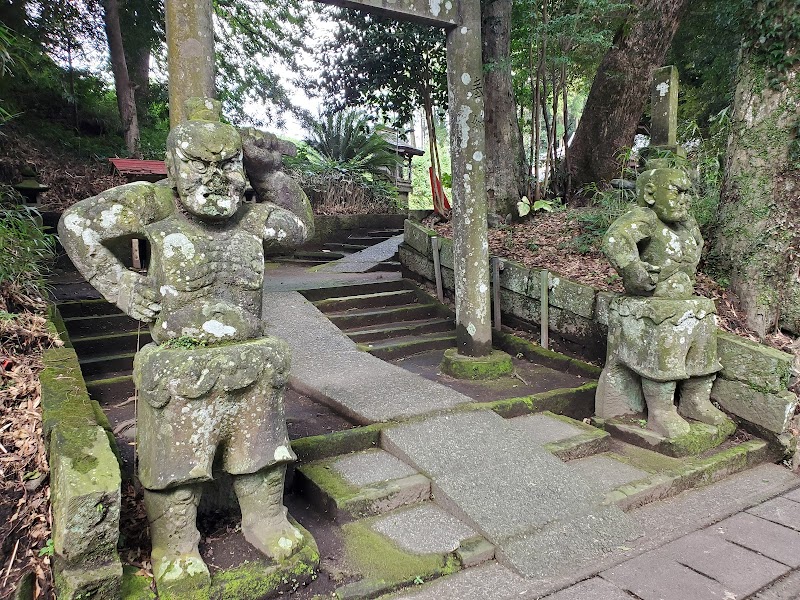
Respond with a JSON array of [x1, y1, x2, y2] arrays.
[[383, 411, 638, 578], [317, 235, 403, 273], [262, 291, 473, 422], [381, 562, 534, 600], [372, 504, 476, 555], [783, 486, 800, 503], [542, 578, 632, 600], [567, 455, 649, 494], [601, 553, 730, 600], [631, 464, 800, 548], [660, 530, 788, 596], [332, 449, 418, 487], [508, 413, 585, 445], [752, 570, 800, 600], [714, 512, 800, 568], [747, 496, 800, 532]]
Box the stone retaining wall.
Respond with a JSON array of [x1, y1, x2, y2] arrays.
[[42, 308, 122, 599], [401, 220, 799, 455]]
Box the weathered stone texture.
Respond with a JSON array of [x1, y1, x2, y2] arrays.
[[404, 219, 434, 257], [712, 379, 798, 434], [548, 274, 596, 320], [717, 331, 793, 393]]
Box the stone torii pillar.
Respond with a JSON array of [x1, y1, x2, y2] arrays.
[[165, 0, 216, 126]]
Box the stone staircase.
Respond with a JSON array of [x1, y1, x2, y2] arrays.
[[302, 279, 456, 360], [273, 226, 403, 270]]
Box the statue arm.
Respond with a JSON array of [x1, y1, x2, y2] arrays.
[[240, 128, 315, 244], [57, 182, 172, 322], [603, 209, 660, 294]]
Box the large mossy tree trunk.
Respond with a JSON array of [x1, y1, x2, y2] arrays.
[[711, 15, 800, 338], [565, 0, 689, 198], [481, 0, 527, 220]]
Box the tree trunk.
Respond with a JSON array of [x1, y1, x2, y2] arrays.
[[128, 44, 150, 122], [481, 0, 526, 219], [565, 0, 690, 199], [102, 0, 141, 157], [711, 31, 800, 338]]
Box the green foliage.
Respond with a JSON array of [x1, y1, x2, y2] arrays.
[[667, 0, 747, 128], [161, 336, 207, 349], [214, 0, 314, 126], [286, 109, 403, 214], [38, 539, 54, 557], [0, 187, 55, 297], [744, 0, 800, 85], [517, 195, 557, 217], [571, 183, 636, 254], [315, 9, 447, 128]]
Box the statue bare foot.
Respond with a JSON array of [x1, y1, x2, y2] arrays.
[[642, 378, 691, 438], [241, 509, 305, 561], [234, 465, 304, 562], [679, 376, 729, 427], [144, 487, 211, 598]]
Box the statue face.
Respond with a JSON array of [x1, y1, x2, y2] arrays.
[[648, 172, 692, 224], [167, 124, 247, 221]]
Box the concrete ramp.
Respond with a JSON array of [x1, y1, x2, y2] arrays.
[[383, 411, 641, 578]]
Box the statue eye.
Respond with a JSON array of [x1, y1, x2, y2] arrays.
[[190, 160, 207, 173]]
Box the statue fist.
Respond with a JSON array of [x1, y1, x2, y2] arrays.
[[239, 128, 297, 175], [622, 261, 661, 295], [118, 271, 161, 323]]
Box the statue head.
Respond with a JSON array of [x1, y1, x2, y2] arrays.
[[166, 98, 246, 221], [636, 168, 692, 224]]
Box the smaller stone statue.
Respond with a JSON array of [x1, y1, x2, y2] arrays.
[[59, 98, 315, 597], [595, 167, 730, 439]]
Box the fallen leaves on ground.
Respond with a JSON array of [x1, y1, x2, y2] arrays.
[[1, 286, 62, 600]]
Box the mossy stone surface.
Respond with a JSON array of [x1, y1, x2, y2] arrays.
[[291, 424, 383, 463], [605, 418, 736, 457], [440, 348, 513, 380], [717, 331, 793, 393]]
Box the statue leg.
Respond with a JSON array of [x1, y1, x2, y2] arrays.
[[144, 485, 210, 595], [641, 378, 691, 438], [678, 375, 729, 426], [233, 465, 304, 561]]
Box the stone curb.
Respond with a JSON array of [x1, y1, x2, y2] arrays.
[[42, 306, 123, 600]]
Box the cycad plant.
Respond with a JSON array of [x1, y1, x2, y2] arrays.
[[287, 109, 404, 214]]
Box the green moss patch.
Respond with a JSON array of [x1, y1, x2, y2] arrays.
[[440, 348, 513, 380], [494, 331, 602, 378], [605, 418, 736, 458], [122, 566, 156, 599], [291, 424, 384, 463], [337, 520, 460, 598], [479, 382, 598, 419]]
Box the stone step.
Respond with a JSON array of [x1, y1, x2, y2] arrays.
[[57, 299, 121, 318], [78, 352, 136, 378], [71, 330, 152, 357], [271, 257, 331, 267], [365, 333, 457, 360], [347, 235, 394, 244], [293, 251, 346, 261], [297, 448, 431, 521], [382, 411, 639, 580], [85, 374, 135, 405], [344, 318, 455, 344], [327, 303, 445, 330], [368, 260, 401, 272], [301, 279, 411, 302], [509, 412, 611, 460], [314, 289, 420, 313], [324, 242, 369, 252], [63, 312, 141, 337]]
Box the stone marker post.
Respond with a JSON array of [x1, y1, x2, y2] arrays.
[[165, 0, 216, 125], [650, 65, 678, 148]]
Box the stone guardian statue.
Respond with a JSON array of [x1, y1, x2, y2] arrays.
[[58, 98, 315, 597], [595, 167, 731, 440]]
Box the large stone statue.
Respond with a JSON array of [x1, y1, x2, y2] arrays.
[[58, 98, 314, 597], [595, 167, 731, 439]]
